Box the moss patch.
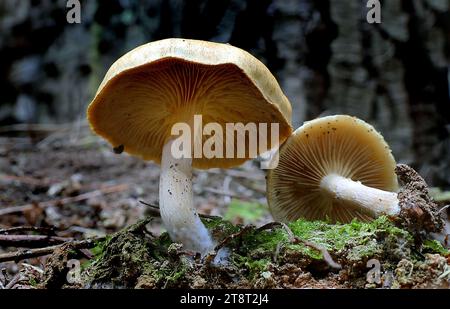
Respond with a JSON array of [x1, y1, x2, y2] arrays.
[[77, 215, 449, 288], [422, 239, 450, 256], [224, 199, 268, 224]]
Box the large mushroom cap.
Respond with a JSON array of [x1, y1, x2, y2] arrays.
[[267, 115, 398, 223], [87, 38, 292, 169]]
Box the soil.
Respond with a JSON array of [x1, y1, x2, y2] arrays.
[[396, 164, 445, 237]]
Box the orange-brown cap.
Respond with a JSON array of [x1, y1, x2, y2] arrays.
[[267, 115, 398, 223], [87, 38, 292, 169]]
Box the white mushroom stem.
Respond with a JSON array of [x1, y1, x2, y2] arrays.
[[159, 139, 214, 255], [320, 174, 400, 217]]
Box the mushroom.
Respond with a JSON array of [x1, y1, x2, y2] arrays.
[[87, 38, 292, 255], [267, 115, 399, 223]]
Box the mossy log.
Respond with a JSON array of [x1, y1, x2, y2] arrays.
[[79, 215, 448, 289]]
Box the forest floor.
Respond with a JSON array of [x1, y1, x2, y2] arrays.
[[0, 123, 449, 289]]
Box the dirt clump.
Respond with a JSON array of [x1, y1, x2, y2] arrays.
[[395, 164, 444, 238]]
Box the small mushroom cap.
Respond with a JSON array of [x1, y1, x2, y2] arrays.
[[87, 38, 292, 169], [267, 115, 398, 223]]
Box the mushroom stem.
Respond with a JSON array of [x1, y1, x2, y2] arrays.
[[320, 174, 400, 218], [159, 139, 214, 255]]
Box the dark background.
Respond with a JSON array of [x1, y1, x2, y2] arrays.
[[0, 0, 449, 187]]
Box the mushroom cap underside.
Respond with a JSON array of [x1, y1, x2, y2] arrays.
[[87, 38, 292, 169], [267, 115, 398, 223]]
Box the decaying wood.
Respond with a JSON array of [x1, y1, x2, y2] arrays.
[[0, 234, 70, 248], [0, 237, 105, 263], [0, 226, 56, 235]]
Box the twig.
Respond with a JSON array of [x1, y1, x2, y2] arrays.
[[5, 273, 23, 289], [243, 183, 266, 194], [0, 123, 73, 134], [0, 235, 70, 248], [21, 263, 44, 274], [0, 237, 105, 263], [258, 222, 341, 270], [0, 269, 4, 289], [0, 268, 7, 287], [257, 222, 284, 264], [139, 200, 221, 220], [274, 242, 282, 264], [215, 226, 253, 252], [257, 222, 283, 231], [204, 226, 253, 264], [0, 226, 56, 235], [280, 223, 341, 270], [205, 169, 265, 181], [67, 226, 106, 237], [139, 201, 163, 217], [201, 187, 253, 200], [0, 174, 53, 187], [438, 204, 450, 213], [438, 264, 450, 280], [0, 184, 129, 216]]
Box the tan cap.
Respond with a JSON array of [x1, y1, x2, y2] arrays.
[[87, 38, 292, 169], [267, 115, 398, 223]]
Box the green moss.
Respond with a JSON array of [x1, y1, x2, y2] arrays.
[[233, 255, 271, 278], [84, 219, 156, 287], [224, 199, 268, 224], [288, 216, 410, 252], [83, 215, 446, 288], [29, 277, 38, 287], [80, 236, 111, 271], [346, 239, 380, 262], [204, 217, 239, 232], [150, 232, 172, 261], [238, 216, 411, 262], [422, 239, 450, 256], [90, 237, 109, 257], [162, 260, 189, 286]]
